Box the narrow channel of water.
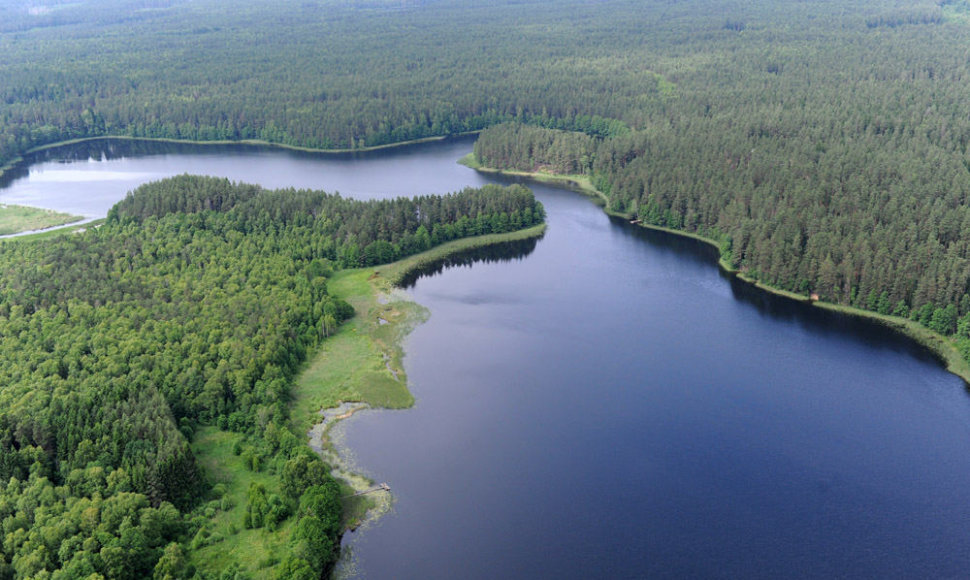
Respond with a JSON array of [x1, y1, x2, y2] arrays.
[[4, 137, 970, 578]]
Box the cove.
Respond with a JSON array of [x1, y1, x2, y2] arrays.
[[4, 137, 970, 578]]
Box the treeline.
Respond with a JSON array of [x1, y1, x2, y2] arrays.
[[0, 0, 651, 165], [0, 176, 543, 578]]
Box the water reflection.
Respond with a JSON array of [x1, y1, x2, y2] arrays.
[[396, 236, 542, 288], [605, 215, 951, 377], [11, 134, 475, 179]]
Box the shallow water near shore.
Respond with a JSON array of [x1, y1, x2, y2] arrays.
[[4, 136, 970, 578]]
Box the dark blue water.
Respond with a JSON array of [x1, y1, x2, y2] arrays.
[[5, 137, 970, 578], [339, 184, 970, 579]]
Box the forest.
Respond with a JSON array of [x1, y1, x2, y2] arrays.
[[0, 176, 543, 578], [3, 0, 970, 575]]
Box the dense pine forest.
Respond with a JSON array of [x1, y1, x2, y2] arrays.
[[4, 0, 970, 575], [0, 176, 543, 578]]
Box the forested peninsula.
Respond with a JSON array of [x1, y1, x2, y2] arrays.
[[0, 175, 544, 578]]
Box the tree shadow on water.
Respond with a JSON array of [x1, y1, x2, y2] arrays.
[[608, 216, 947, 371], [397, 236, 540, 289]]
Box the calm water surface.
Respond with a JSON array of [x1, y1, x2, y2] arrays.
[[5, 137, 970, 578]]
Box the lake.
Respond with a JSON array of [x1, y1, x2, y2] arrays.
[[5, 137, 970, 578]]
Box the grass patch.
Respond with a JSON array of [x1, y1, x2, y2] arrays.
[[0, 204, 84, 235], [942, 0, 970, 24], [289, 268, 423, 433], [9, 218, 103, 242], [456, 152, 483, 169], [288, 227, 549, 537], [190, 424, 383, 578], [188, 427, 295, 579]]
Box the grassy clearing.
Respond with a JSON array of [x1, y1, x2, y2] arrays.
[[0, 219, 103, 246], [189, 421, 382, 578], [942, 2, 970, 24], [10, 218, 103, 242], [0, 204, 84, 235], [289, 267, 422, 433], [190, 264, 432, 577], [189, 427, 295, 579]]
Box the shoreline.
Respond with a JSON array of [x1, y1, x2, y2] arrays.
[[0, 132, 483, 181], [459, 153, 610, 208], [0, 218, 105, 242], [0, 204, 87, 238], [375, 223, 546, 286], [294, 225, 547, 563], [465, 159, 970, 386], [0, 155, 24, 182]]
